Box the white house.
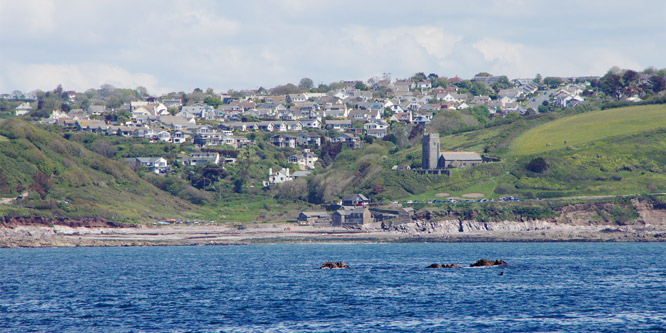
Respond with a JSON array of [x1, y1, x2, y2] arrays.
[[15, 102, 32, 116], [186, 152, 220, 166], [126, 157, 169, 174], [264, 168, 293, 186]]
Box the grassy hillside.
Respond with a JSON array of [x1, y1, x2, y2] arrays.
[[509, 104, 666, 155], [395, 104, 666, 202], [0, 119, 210, 221]]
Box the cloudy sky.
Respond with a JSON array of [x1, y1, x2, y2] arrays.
[[1, 0, 664, 95]]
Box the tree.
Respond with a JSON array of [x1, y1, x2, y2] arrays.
[[534, 73, 542, 85], [543, 77, 563, 89], [354, 81, 369, 91], [270, 83, 300, 95], [298, 78, 314, 90], [410, 72, 426, 82], [649, 75, 666, 93], [92, 139, 116, 158], [53, 84, 63, 96], [599, 73, 623, 99], [136, 86, 148, 98], [203, 96, 223, 108], [30, 171, 54, 200], [622, 70, 638, 86], [432, 77, 449, 88]]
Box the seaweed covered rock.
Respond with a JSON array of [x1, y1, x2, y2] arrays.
[[426, 263, 461, 268], [320, 261, 350, 269], [470, 259, 507, 267]]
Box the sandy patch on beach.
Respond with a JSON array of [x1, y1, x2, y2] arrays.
[[435, 193, 450, 197], [462, 193, 484, 198]]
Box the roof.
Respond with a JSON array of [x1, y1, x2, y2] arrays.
[[343, 194, 369, 201], [292, 171, 312, 178], [440, 152, 482, 161], [300, 211, 330, 218]]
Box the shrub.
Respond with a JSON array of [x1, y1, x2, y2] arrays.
[[526, 157, 549, 173]]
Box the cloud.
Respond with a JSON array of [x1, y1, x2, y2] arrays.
[[5, 63, 162, 94], [0, 0, 56, 37], [0, 1, 664, 93]]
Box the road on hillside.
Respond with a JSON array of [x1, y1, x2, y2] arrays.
[[0, 192, 29, 205]]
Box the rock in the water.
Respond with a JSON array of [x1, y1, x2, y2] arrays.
[[426, 263, 461, 268], [470, 259, 507, 267], [320, 261, 350, 269]]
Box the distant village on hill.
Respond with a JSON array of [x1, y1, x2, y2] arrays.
[[1, 68, 665, 224]]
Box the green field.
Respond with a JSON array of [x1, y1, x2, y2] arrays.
[[509, 104, 666, 156], [0, 135, 8, 142]]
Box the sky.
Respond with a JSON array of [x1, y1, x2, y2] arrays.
[[1, 0, 665, 95]]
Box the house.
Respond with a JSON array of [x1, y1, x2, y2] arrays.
[[325, 120, 352, 131], [88, 105, 107, 115], [363, 120, 389, 131], [347, 108, 381, 121], [324, 104, 348, 118], [366, 128, 388, 138], [439, 152, 483, 169], [159, 115, 196, 129], [75, 120, 107, 133], [288, 149, 318, 170], [390, 112, 412, 123], [287, 94, 307, 103], [413, 112, 433, 126], [333, 133, 362, 149], [472, 95, 491, 105], [392, 164, 411, 170], [270, 134, 297, 148], [181, 103, 214, 118], [126, 157, 169, 174], [342, 194, 369, 207], [297, 211, 331, 225], [283, 121, 303, 132], [15, 102, 32, 116], [292, 170, 311, 178], [263, 95, 287, 104], [171, 130, 190, 143], [296, 133, 321, 147], [300, 119, 321, 129], [129, 101, 150, 111], [332, 207, 372, 227], [256, 121, 275, 132], [162, 99, 183, 109], [416, 80, 432, 90], [264, 168, 293, 186], [185, 152, 220, 166], [155, 130, 172, 142]]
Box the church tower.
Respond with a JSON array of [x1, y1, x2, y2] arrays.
[[422, 133, 440, 170]]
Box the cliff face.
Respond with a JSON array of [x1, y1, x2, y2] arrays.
[[388, 198, 666, 241]]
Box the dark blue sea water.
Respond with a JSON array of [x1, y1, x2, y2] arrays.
[[1, 243, 666, 332]]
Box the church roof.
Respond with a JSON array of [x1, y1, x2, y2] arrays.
[[440, 152, 482, 161]]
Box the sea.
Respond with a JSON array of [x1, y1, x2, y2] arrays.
[[1, 243, 665, 332]]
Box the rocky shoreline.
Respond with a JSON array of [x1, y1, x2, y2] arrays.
[[1, 219, 666, 248]]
